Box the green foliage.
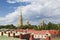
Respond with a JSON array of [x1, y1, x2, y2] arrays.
[[47, 22, 59, 30], [19, 24, 37, 29], [37, 22, 60, 30], [0, 22, 60, 30], [0, 24, 16, 29]]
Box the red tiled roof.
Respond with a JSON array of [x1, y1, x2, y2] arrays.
[[16, 29, 59, 35]]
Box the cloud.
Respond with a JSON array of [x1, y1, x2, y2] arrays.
[[22, 0, 60, 23], [0, 0, 60, 25], [0, 7, 20, 25], [6, 0, 27, 3], [7, 0, 17, 3]]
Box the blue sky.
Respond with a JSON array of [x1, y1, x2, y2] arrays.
[[0, 0, 19, 16], [0, 0, 30, 16], [0, 0, 60, 26]]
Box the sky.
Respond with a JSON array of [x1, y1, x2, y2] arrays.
[[0, 0, 60, 26]]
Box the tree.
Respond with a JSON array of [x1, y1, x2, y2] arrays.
[[0, 24, 16, 29], [47, 22, 53, 30]]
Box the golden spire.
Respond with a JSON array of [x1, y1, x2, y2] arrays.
[[41, 19, 45, 26], [18, 0, 23, 27], [42, 19, 44, 24]]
